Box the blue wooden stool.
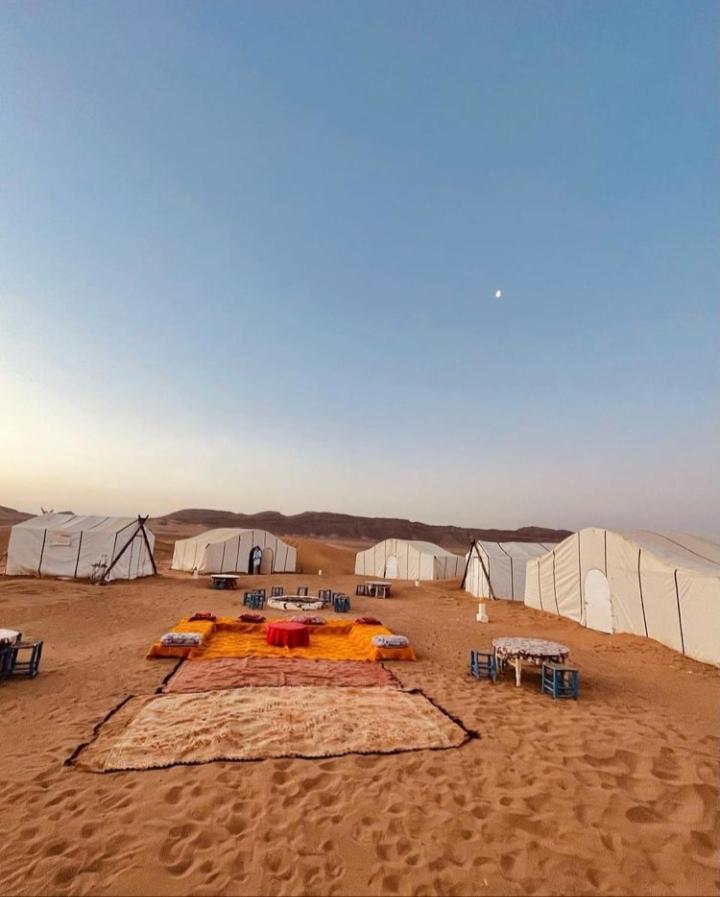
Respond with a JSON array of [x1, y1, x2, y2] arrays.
[[541, 662, 579, 699], [270, 586, 284, 597], [247, 593, 265, 610], [332, 595, 350, 613], [469, 649, 497, 682], [9, 641, 43, 678], [0, 646, 14, 681]]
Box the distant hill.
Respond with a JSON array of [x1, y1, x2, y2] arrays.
[[0, 505, 33, 525], [152, 509, 572, 552]]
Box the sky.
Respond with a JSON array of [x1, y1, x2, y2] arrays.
[[1, 0, 718, 532]]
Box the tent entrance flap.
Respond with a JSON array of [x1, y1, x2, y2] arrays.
[[584, 569, 613, 633], [260, 548, 274, 575]]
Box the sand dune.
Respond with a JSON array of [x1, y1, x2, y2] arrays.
[[0, 550, 718, 895]]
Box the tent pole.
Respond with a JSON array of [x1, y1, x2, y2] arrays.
[[460, 539, 474, 589], [462, 539, 496, 599], [101, 516, 154, 583], [138, 515, 157, 575], [477, 544, 496, 599]]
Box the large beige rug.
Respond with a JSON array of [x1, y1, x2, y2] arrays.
[[163, 657, 399, 692], [73, 687, 472, 771]]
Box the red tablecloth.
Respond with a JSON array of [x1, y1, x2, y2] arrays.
[[266, 621, 310, 648]]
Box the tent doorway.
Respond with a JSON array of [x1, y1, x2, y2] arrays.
[[584, 569, 613, 633], [260, 547, 274, 575], [385, 555, 398, 578], [248, 545, 262, 575]]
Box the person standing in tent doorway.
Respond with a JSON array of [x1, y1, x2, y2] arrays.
[[251, 546, 262, 575]]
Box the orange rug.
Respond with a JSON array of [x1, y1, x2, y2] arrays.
[[163, 657, 400, 692], [147, 617, 416, 662]]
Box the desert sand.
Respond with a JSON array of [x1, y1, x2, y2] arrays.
[[0, 534, 718, 896]]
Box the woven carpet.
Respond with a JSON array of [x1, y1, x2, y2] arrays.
[[73, 687, 471, 771], [148, 617, 416, 663], [163, 657, 399, 693]]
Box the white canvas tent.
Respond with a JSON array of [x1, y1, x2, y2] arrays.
[[462, 540, 555, 600], [172, 528, 296, 575], [354, 539, 464, 580], [6, 513, 156, 582], [525, 528, 720, 666]]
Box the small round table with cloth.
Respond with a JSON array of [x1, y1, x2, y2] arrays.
[[492, 636, 570, 687], [266, 621, 310, 649]]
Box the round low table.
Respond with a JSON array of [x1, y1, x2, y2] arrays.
[[492, 636, 570, 687], [267, 597, 324, 612], [266, 621, 310, 649]]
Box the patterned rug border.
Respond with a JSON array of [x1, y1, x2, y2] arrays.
[[160, 657, 403, 694], [65, 687, 480, 773]]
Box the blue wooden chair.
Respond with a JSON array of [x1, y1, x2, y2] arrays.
[[469, 649, 497, 682], [0, 646, 14, 681], [332, 595, 351, 613], [8, 641, 43, 679], [541, 662, 579, 699], [247, 593, 265, 610]]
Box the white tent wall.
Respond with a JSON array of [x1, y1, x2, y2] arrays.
[[465, 550, 490, 598], [437, 553, 462, 579], [677, 571, 720, 666], [604, 531, 644, 635], [524, 527, 720, 666], [171, 529, 296, 574], [525, 556, 540, 606], [6, 514, 155, 582], [463, 541, 553, 601], [354, 539, 462, 580], [107, 527, 154, 582]]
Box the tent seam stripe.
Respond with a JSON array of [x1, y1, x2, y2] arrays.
[[637, 549, 649, 638], [644, 530, 720, 566], [673, 569, 686, 655]]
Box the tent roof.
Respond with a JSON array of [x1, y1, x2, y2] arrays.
[[175, 528, 286, 547], [13, 513, 139, 534], [530, 528, 720, 578], [471, 540, 555, 560], [613, 529, 720, 577], [365, 539, 459, 558]]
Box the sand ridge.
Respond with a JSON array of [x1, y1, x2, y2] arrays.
[[0, 547, 718, 895]]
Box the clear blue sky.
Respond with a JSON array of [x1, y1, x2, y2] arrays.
[[1, 0, 718, 531]]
